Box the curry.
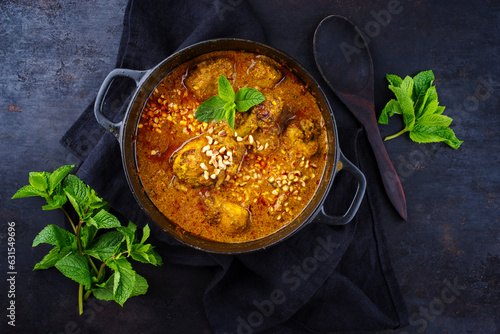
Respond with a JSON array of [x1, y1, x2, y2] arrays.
[[136, 51, 328, 243]]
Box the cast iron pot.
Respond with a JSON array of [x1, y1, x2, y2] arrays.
[[94, 39, 366, 254]]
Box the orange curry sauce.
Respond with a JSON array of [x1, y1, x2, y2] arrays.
[[136, 51, 328, 243]]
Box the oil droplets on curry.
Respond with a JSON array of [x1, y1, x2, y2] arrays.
[[136, 51, 328, 243]]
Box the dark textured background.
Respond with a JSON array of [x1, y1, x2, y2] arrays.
[[0, 0, 498, 333]]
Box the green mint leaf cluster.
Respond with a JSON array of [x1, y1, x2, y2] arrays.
[[378, 70, 463, 149], [12, 165, 163, 314], [195, 75, 265, 129]]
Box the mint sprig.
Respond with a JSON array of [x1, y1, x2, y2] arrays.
[[194, 75, 265, 129], [12, 165, 163, 314], [378, 70, 463, 149]]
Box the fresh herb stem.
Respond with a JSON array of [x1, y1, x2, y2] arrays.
[[76, 219, 83, 254], [78, 284, 84, 315], [62, 207, 78, 234], [114, 251, 128, 259], [87, 256, 99, 276], [97, 261, 107, 280], [84, 290, 92, 301], [384, 128, 408, 141], [96, 250, 130, 279], [45, 188, 77, 234]]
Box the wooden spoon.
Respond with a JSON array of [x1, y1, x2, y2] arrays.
[[313, 15, 407, 221]]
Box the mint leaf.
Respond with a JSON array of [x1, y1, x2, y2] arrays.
[[48, 165, 74, 192], [131, 273, 148, 297], [416, 85, 438, 118], [29, 172, 49, 192], [79, 225, 97, 250], [129, 224, 162, 266], [55, 254, 92, 288], [401, 76, 415, 101], [93, 275, 114, 301], [32, 224, 76, 248], [195, 95, 226, 123], [13, 165, 73, 200], [12, 184, 45, 199], [13, 166, 73, 209], [140, 224, 151, 245], [127, 221, 137, 234], [63, 174, 109, 220], [93, 272, 148, 301], [87, 189, 109, 212], [224, 101, 236, 128], [107, 258, 136, 306], [234, 87, 265, 112], [117, 222, 137, 254], [130, 248, 162, 266], [413, 70, 434, 98], [388, 85, 415, 130], [195, 75, 265, 129], [63, 175, 90, 218], [434, 105, 446, 115], [386, 74, 403, 87], [130, 243, 153, 264], [417, 114, 453, 127], [87, 209, 121, 230], [34, 246, 72, 270], [130, 250, 150, 264], [42, 192, 67, 211], [218, 75, 235, 102], [409, 124, 463, 149], [211, 98, 230, 122], [378, 99, 402, 124], [86, 231, 124, 262]]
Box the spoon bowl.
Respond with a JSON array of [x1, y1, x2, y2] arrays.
[[314, 16, 371, 94]]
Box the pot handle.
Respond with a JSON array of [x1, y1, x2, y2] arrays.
[[314, 151, 367, 225], [94, 68, 149, 140]]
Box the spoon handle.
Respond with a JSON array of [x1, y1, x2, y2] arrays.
[[337, 93, 407, 221], [363, 115, 408, 221]]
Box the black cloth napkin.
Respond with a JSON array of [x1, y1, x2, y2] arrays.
[[61, 0, 408, 333]]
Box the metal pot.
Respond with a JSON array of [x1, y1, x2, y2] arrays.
[[94, 39, 366, 254]]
